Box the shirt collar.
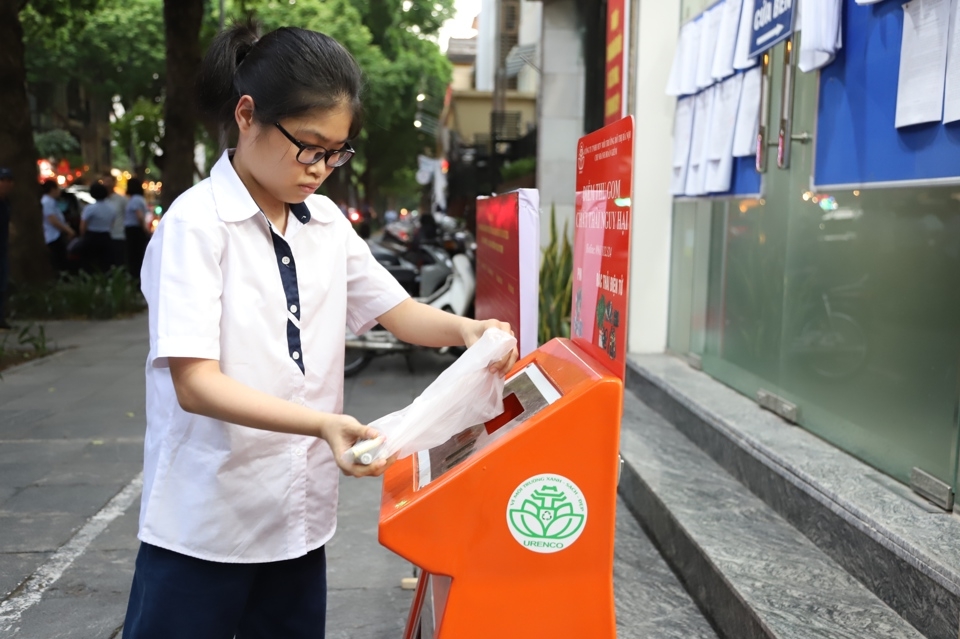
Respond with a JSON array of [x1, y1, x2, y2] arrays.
[[210, 150, 337, 225]]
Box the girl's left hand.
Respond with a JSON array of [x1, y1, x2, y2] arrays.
[[461, 319, 519, 376]]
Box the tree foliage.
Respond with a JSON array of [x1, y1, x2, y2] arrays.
[[19, 0, 453, 206], [112, 97, 163, 175], [21, 0, 166, 107], [34, 128, 79, 159]]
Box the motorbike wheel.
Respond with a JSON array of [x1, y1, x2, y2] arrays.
[[344, 348, 373, 377]]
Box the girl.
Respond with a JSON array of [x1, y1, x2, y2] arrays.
[[123, 23, 517, 639]]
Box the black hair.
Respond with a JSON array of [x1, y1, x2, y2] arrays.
[[197, 21, 364, 140], [41, 179, 59, 194], [126, 178, 144, 196], [89, 183, 109, 201]]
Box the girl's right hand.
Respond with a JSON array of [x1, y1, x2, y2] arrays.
[[321, 413, 394, 478]]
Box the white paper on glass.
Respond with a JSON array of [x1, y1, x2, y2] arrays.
[[707, 73, 745, 160], [697, 5, 724, 89], [896, 0, 951, 128], [704, 154, 736, 193], [666, 21, 689, 95], [681, 19, 704, 96], [732, 66, 763, 157], [671, 97, 696, 195], [733, 0, 759, 70], [798, 0, 844, 72], [685, 87, 716, 196], [943, 0, 960, 122], [712, 0, 744, 80]]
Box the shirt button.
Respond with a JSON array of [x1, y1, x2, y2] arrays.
[[282, 256, 291, 265], [292, 351, 300, 360], [294, 447, 305, 457], [290, 304, 298, 313]]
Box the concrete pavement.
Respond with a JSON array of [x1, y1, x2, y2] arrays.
[[0, 315, 445, 638], [0, 315, 716, 639]]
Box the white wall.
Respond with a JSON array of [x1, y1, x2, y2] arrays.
[[518, 1, 543, 95], [475, 0, 497, 92], [536, 0, 583, 248], [627, 0, 681, 354]]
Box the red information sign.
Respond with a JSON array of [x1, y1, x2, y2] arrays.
[[572, 116, 634, 380], [476, 193, 520, 345], [604, 0, 626, 126]]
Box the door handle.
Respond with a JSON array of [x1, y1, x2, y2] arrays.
[[756, 51, 773, 174], [777, 39, 797, 170]]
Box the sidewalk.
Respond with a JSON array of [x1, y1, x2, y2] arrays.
[[0, 314, 440, 638], [0, 316, 722, 638]]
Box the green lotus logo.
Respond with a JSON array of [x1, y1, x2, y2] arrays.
[[506, 474, 588, 553]]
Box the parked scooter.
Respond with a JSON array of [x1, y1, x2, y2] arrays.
[[344, 232, 476, 377]]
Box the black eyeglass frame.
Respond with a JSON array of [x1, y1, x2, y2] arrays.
[[273, 122, 355, 168]]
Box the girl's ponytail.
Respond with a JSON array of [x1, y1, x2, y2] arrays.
[[196, 21, 262, 127]]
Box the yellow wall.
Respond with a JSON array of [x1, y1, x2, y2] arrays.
[[451, 65, 474, 91], [448, 90, 537, 144]]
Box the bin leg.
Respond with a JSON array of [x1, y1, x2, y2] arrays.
[[403, 569, 429, 639]]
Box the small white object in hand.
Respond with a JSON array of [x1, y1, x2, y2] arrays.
[[345, 436, 385, 465]]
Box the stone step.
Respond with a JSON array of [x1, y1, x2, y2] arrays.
[[625, 354, 960, 639], [619, 391, 927, 639], [614, 496, 719, 639]]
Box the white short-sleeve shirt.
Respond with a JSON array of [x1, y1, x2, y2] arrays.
[[138, 151, 408, 563]]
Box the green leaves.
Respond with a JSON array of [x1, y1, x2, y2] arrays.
[[22, 0, 166, 105], [539, 203, 573, 345], [34, 129, 79, 160], [9, 267, 146, 320], [111, 97, 163, 173]]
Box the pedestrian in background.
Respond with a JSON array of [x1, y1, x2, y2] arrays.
[[41, 179, 74, 273], [79, 182, 116, 272], [124, 177, 149, 279], [122, 21, 517, 639], [102, 174, 128, 268], [0, 168, 13, 329]]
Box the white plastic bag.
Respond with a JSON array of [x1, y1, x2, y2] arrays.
[[369, 328, 517, 461]]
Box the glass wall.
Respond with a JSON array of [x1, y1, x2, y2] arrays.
[[667, 39, 960, 490]]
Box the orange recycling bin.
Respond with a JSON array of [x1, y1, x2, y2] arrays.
[[378, 337, 623, 639]]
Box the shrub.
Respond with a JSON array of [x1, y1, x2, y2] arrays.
[[500, 157, 536, 183], [10, 268, 145, 320], [538, 204, 573, 345]]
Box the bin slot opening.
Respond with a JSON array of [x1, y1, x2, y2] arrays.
[[485, 392, 524, 435]]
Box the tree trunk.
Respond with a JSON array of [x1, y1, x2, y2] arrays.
[[160, 0, 204, 211], [0, 0, 53, 285]]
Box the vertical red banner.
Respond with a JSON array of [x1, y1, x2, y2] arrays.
[[572, 116, 634, 380], [604, 0, 626, 126], [475, 190, 540, 357], [475, 192, 521, 350]]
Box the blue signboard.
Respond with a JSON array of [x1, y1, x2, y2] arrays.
[[748, 0, 796, 58]]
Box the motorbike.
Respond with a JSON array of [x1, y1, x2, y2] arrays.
[[344, 221, 476, 377]]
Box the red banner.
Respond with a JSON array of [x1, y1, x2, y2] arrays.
[[604, 0, 626, 126], [476, 192, 521, 350], [572, 116, 634, 380]]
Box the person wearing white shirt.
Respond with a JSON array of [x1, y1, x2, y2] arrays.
[[102, 173, 128, 267], [40, 179, 74, 272], [122, 23, 518, 639]]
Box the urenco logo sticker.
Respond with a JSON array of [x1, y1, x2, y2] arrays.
[[506, 473, 587, 553]]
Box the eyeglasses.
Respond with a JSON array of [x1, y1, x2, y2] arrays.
[[274, 122, 355, 168]]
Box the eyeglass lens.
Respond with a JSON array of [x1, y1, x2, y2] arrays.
[[299, 146, 354, 168]]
